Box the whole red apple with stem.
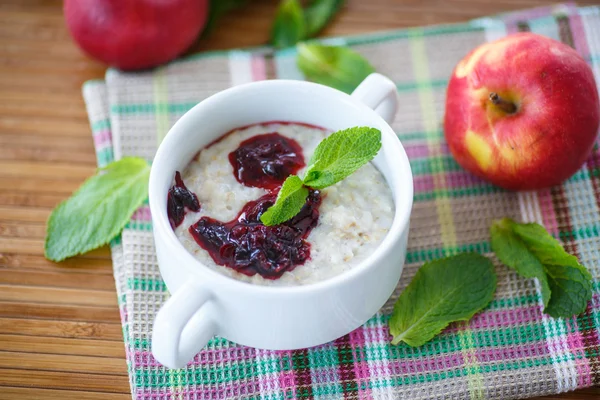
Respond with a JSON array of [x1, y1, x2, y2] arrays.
[[64, 0, 209, 70], [444, 32, 600, 191]]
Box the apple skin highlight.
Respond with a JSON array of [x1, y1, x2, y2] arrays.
[[444, 32, 600, 191]]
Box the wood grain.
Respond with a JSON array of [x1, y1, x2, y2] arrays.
[[0, 317, 122, 340], [0, 388, 129, 400], [0, 369, 130, 393], [0, 302, 120, 322], [0, 0, 598, 398], [0, 334, 125, 357]]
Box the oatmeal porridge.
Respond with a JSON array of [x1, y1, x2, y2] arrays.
[[168, 122, 394, 286]]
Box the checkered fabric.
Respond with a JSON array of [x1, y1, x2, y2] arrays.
[[82, 3, 600, 399]]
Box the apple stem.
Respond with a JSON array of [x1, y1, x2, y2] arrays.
[[489, 92, 517, 114]]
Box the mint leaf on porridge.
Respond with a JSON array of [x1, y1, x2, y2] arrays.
[[304, 0, 345, 37], [389, 253, 496, 347], [260, 175, 309, 226], [490, 218, 592, 318], [261, 126, 381, 226], [271, 0, 306, 48], [45, 157, 150, 262], [297, 43, 375, 94], [303, 126, 381, 189]]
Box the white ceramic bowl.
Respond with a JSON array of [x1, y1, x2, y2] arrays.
[[149, 73, 413, 369]]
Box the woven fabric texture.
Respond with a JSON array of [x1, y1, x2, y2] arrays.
[[82, 4, 600, 399]]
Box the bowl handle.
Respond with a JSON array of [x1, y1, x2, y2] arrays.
[[151, 280, 216, 369], [351, 73, 399, 125]]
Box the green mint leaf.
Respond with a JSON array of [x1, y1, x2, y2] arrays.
[[304, 0, 345, 37], [511, 220, 593, 317], [261, 126, 379, 224], [490, 219, 551, 307], [260, 175, 308, 226], [511, 222, 585, 266], [45, 157, 150, 262], [271, 0, 306, 48], [490, 218, 593, 318], [297, 43, 375, 94], [389, 253, 497, 347], [303, 126, 381, 189], [544, 264, 593, 318]]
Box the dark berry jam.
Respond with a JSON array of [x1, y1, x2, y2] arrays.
[[228, 133, 305, 190], [169, 125, 327, 280], [189, 190, 322, 279], [167, 171, 200, 229]]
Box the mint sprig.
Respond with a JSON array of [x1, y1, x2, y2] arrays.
[[304, 126, 382, 189], [45, 157, 150, 262], [490, 218, 593, 318], [271, 0, 345, 48], [271, 0, 306, 49], [260, 176, 308, 226], [304, 0, 345, 37], [297, 43, 375, 94], [387, 218, 593, 348], [260, 126, 381, 226], [389, 253, 497, 347]]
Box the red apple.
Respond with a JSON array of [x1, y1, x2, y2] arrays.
[[444, 32, 600, 190], [64, 0, 209, 70]]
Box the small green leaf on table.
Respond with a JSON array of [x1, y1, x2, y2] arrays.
[[260, 175, 308, 226], [45, 157, 150, 262], [490, 218, 593, 318], [304, 0, 345, 37], [303, 126, 381, 189], [389, 253, 497, 347], [297, 43, 375, 93], [271, 0, 306, 49]]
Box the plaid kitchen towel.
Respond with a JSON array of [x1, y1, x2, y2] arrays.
[[82, 3, 600, 399]]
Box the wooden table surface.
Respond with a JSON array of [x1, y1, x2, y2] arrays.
[[1, 0, 599, 399]]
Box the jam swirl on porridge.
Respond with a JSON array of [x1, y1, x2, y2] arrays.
[[167, 171, 200, 229], [189, 190, 321, 279], [228, 132, 305, 190], [168, 131, 321, 279]]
